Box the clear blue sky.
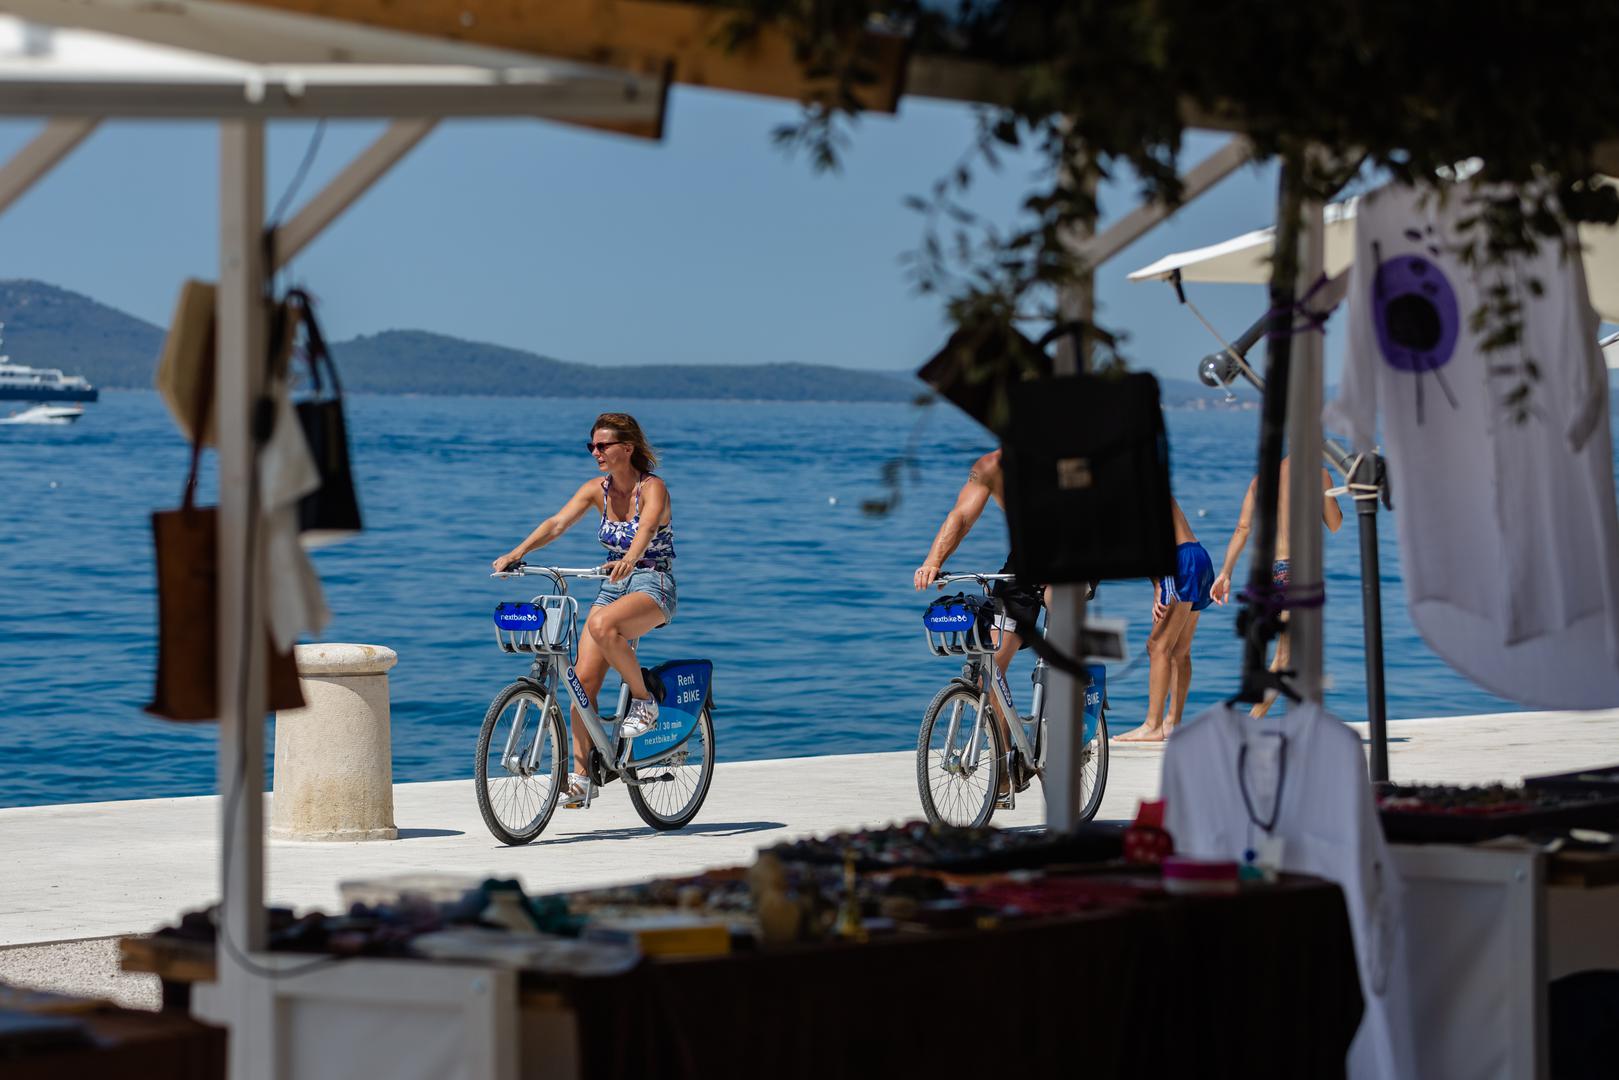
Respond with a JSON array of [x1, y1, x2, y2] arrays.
[[0, 88, 1327, 383]]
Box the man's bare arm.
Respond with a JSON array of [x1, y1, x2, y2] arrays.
[[915, 469, 993, 589]]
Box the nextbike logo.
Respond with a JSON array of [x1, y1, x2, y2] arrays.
[[928, 610, 973, 627], [504, 611, 540, 623], [567, 669, 589, 708]]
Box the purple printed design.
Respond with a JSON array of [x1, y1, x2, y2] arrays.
[[1372, 254, 1460, 374]]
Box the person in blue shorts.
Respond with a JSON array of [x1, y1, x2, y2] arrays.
[[1115, 496, 1213, 743]]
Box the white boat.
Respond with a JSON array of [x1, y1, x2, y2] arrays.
[[0, 402, 84, 425], [0, 323, 99, 403]]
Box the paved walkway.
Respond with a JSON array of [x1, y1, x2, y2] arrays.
[[2, 709, 1616, 948]]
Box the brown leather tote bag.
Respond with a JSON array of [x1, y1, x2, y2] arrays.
[[146, 310, 303, 721]]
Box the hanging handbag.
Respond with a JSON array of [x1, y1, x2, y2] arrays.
[[1001, 372, 1177, 584], [286, 289, 363, 545], [146, 297, 303, 721]]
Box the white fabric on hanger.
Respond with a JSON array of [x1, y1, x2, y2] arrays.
[[1325, 182, 1619, 709], [1162, 703, 1418, 1080], [260, 374, 329, 651]]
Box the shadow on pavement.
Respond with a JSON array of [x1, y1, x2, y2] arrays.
[[534, 820, 788, 846], [395, 828, 467, 839]]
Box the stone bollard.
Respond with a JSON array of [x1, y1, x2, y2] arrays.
[[270, 643, 399, 841]]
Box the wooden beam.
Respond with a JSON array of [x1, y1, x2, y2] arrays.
[[272, 119, 435, 268], [0, 118, 97, 217], [222, 0, 908, 112]]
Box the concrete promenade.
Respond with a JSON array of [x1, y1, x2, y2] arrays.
[[3, 708, 1616, 953]]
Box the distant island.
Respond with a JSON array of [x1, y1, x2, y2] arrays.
[[0, 278, 1258, 407]]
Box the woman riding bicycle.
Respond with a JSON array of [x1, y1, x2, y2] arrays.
[[492, 412, 677, 805]]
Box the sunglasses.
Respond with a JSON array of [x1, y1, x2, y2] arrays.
[[586, 440, 626, 454]]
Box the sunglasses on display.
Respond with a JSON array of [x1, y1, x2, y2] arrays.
[[586, 441, 625, 454]]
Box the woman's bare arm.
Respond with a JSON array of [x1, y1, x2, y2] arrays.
[[493, 480, 598, 570], [1210, 478, 1257, 604], [1321, 467, 1345, 532]]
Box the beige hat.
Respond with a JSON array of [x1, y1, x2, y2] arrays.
[[154, 279, 218, 447]]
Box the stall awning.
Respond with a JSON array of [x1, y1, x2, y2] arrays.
[[0, 10, 665, 128], [1127, 188, 1619, 338]]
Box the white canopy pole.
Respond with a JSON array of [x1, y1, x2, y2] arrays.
[[215, 116, 269, 1077]]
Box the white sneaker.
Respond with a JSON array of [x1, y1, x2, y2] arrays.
[[620, 697, 660, 739]]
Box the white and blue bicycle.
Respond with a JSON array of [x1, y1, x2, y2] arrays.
[[918, 571, 1108, 828], [475, 563, 715, 845]]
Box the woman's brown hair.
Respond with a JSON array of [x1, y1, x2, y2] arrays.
[[592, 412, 659, 473]]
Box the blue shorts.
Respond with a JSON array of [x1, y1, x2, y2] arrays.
[[593, 567, 677, 626], [1159, 542, 1215, 612]]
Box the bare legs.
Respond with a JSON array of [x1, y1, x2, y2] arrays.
[[569, 594, 666, 773], [1116, 601, 1197, 742], [1250, 625, 1291, 719]]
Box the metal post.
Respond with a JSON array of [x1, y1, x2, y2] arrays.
[[1356, 456, 1390, 781], [1045, 155, 1094, 833], [215, 118, 268, 1063], [1285, 185, 1326, 701]]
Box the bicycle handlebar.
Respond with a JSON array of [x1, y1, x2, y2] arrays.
[[491, 562, 610, 582], [933, 570, 1016, 589]]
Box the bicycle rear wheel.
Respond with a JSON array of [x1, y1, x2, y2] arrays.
[[627, 704, 715, 830], [475, 682, 566, 845], [917, 682, 1003, 829]]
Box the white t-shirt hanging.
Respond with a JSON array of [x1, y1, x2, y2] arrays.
[[1162, 703, 1417, 1080], [1324, 183, 1619, 709]]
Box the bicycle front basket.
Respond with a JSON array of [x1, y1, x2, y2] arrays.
[[493, 601, 546, 653], [922, 593, 996, 656]]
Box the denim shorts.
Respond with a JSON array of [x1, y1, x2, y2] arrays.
[[593, 566, 677, 626]]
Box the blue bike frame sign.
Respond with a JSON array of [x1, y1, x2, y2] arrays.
[[629, 658, 712, 767], [1083, 664, 1105, 746]]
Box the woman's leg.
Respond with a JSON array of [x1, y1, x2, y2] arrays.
[[584, 593, 667, 701], [570, 631, 611, 775]]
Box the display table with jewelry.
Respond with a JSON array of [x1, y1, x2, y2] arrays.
[[1375, 770, 1619, 1079], [123, 822, 1364, 1080]]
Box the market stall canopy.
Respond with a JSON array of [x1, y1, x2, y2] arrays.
[[1128, 188, 1619, 351], [0, 4, 665, 129]]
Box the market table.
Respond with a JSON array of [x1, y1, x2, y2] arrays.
[[554, 874, 1362, 1080], [0, 994, 225, 1080], [128, 873, 1363, 1080]]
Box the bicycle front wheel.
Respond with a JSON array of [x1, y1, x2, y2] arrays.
[[627, 704, 715, 830], [475, 682, 566, 845], [917, 682, 1003, 829]]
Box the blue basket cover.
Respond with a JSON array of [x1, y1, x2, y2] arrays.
[[629, 658, 712, 765], [923, 595, 986, 634], [493, 602, 545, 633]]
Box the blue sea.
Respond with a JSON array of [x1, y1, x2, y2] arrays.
[[1, 389, 1608, 809]]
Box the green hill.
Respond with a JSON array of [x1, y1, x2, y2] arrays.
[[0, 280, 164, 389], [0, 278, 1297, 406]]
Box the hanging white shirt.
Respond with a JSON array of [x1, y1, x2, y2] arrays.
[[259, 374, 330, 651], [1162, 703, 1418, 1080], [1324, 182, 1619, 708]]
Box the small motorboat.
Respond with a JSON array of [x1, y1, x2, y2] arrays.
[[0, 402, 85, 425]]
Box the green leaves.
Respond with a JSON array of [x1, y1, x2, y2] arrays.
[[726, 0, 1619, 414]]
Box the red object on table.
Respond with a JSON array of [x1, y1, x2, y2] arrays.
[[1124, 798, 1175, 864]]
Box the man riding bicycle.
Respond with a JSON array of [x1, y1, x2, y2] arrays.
[[914, 449, 1045, 803]]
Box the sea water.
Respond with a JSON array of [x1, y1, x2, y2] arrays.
[[0, 389, 1607, 808]]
